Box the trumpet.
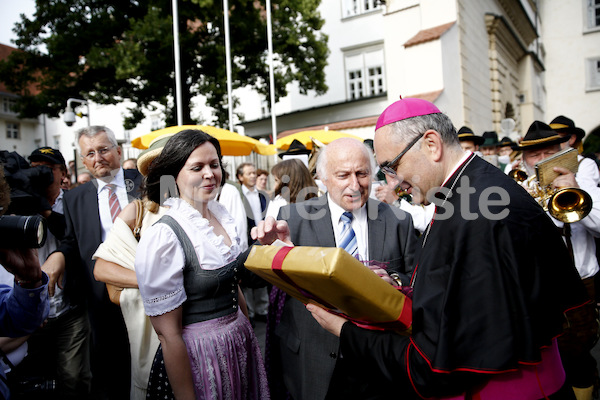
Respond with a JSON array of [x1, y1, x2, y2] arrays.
[[508, 168, 528, 183], [508, 156, 527, 183], [511, 171, 592, 223]]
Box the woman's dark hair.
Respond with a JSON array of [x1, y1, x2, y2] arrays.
[[144, 129, 226, 204], [271, 159, 318, 204]]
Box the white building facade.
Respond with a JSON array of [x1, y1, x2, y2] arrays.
[[541, 0, 600, 135], [240, 0, 593, 142]]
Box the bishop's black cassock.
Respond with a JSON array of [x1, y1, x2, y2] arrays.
[[335, 154, 588, 399]]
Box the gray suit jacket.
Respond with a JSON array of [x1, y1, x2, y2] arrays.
[[274, 196, 416, 400]]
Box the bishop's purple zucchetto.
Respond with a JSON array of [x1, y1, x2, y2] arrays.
[[375, 97, 441, 130]]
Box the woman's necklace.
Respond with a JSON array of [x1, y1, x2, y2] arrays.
[[205, 209, 215, 224]]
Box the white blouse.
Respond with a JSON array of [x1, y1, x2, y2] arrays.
[[265, 194, 288, 220], [135, 198, 242, 317]]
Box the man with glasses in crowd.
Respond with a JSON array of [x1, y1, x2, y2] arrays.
[[306, 98, 590, 399], [43, 126, 142, 399]]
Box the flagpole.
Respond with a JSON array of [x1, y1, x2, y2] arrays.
[[223, 0, 234, 132], [172, 0, 183, 126], [266, 0, 277, 144]]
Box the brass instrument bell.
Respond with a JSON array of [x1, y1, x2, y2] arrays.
[[508, 169, 528, 183], [510, 171, 592, 223], [547, 187, 593, 223]]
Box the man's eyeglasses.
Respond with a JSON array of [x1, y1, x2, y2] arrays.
[[82, 145, 116, 160], [378, 133, 423, 177]]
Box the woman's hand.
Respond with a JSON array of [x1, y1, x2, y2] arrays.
[[251, 216, 294, 246]]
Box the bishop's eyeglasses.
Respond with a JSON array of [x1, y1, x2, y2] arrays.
[[378, 133, 424, 177]]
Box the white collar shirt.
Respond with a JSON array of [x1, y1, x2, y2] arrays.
[[551, 175, 600, 280], [242, 184, 264, 223], [328, 194, 368, 261], [97, 168, 129, 241]]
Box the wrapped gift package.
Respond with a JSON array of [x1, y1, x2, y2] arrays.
[[245, 245, 411, 333]]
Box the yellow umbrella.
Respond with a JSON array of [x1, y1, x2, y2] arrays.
[[275, 130, 362, 150], [131, 125, 276, 156]]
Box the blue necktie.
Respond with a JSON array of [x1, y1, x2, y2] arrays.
[[339, 212, 358, 257]]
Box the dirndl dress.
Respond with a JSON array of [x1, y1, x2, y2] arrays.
[[137, 202, 270, 400], [147, 308, 269, 400]]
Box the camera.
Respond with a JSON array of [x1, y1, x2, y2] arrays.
[[0, 151, 52, 248], [0, 215, 47, 248]]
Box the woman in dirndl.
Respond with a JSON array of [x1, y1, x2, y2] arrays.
[[135, 129, 269, 400]]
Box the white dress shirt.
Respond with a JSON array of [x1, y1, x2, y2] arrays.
[[577, 155, 600, 188], [96, 168, 129, 241], [328, 194, 368, 261], [217, 183, 248, 250], [396, 200, 435, 234], [265, 194, 288, 220], [549, 172, 600, 279], [242, 184, 264, 223]]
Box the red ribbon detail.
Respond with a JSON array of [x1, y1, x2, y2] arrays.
[[270, 246, 412, 333], [270, 246, 336, 309]]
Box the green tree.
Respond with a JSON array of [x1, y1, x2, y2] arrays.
[[0, 0, 328, 130]]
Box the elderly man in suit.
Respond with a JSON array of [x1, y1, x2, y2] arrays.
[[262, 137, 417, 400], [42, 126, 142, 400]]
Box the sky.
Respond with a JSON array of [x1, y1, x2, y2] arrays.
[[0, 0, 37, 47]]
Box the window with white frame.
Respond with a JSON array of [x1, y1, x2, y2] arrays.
[[586, 57, 600, 90], [342, 0, 381, 17], [368, 66, 384, 96], [6, 123, 19, 139], [348, 70, 364, 99], [261, 99, 270, 118], [344, 47, 385, 100], [2, 97, 17, 114], [587, 0, 600, 29]]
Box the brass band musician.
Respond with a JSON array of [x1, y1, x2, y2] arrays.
[[515, 121, 600, 400], [550, 115, 600, 188]]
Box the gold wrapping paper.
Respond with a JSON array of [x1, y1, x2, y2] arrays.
[[245, 245, 411, 330]]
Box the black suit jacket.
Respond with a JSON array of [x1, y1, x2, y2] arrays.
[[59, 168, 142, 307], [274, 196, 417, 400], [57, 168, 142, 396]]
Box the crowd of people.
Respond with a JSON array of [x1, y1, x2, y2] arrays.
[[0, 98, 598, 400]]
